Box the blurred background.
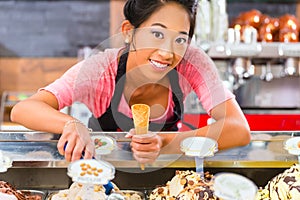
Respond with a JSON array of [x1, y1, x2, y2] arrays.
[[0, 0, 299, 131]]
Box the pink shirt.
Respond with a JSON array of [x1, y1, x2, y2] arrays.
[[42, 45, 234, 119]]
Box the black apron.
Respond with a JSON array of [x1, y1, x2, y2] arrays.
[[88, 51, 193, 132]]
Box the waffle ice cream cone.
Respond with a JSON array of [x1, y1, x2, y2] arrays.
[[131, 104, 150, 135], [131, 104, 150, 170]]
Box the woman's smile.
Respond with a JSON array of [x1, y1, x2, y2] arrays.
[[149, 59, 170, 71]]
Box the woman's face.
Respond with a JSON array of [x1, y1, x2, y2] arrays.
[[127, 2, 190, 82]]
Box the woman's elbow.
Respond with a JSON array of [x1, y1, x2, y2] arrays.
[[238, 122, 251, 146], [10, 102, 23, 123]]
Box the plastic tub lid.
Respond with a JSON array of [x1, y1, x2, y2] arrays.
[[284, 137, 300, 155], [67, 159, 115, 185], [92, 135, 116, 155], [180, 137, 218, 157]]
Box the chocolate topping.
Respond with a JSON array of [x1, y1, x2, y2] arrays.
[[0, 181, 26, 200]]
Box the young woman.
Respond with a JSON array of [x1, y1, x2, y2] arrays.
[[11, 0, 251, 163]]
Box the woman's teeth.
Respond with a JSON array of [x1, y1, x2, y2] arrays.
[[150, 60, 169, 70]]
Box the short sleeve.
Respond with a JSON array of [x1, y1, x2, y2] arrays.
[[177, 46, 234, 115], [41, 48, 121, 117]]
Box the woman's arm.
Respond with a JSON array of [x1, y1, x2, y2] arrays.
[[10, 90, 95, 161], [10, 90, 72, 133], [160, 98, 251, 153], [204, 98, 251, 149]]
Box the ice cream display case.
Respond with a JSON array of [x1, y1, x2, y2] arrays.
[[0, 130, 300, 199]]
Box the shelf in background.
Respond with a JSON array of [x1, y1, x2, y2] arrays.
[[207, 42, 300, 59], [227, 0, 299, 3]]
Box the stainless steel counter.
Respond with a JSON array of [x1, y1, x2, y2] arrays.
[[0, 131, 299, 169], [0, 131, 299, 189]]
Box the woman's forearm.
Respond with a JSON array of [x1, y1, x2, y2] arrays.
[[159, 119, 250, 154], [10, 99, 73, 134], [198, 117, 251, 149], [159, 100, 251, 153]]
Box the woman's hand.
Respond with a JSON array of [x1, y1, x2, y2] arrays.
[[57, 119, 95, 162], [126, 129, 162, 164]]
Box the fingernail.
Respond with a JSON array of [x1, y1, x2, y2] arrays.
[[125, 132, 133, 138]]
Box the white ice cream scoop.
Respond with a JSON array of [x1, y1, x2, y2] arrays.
[[213, 172, 257, 200], [0, 150, 12, 173]]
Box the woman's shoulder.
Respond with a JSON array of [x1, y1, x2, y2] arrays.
[[102, 48, 121, 59], [183, 45, 211, 64], [75, 48, 120, 76], [85, 48, 120, 67], [177, 45, 221, 88], [178, 45, 215, 72]]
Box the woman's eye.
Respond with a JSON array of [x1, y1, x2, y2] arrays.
[[152, 31, 164, 39], [175, 37, 187, 45]]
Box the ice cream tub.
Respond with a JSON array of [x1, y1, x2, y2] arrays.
[[0, 190, 46, 200], [46, 192, 56, 200], [46, 182, 108, 200], [47, 189, 145, 200], [20, 190, 46, 200], [109, 190, 145, 200], [47, 191, 71, 200]]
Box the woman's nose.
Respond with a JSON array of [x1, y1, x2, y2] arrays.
[[157, 45, 174, 60]]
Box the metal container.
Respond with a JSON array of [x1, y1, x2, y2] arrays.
[[46, 192, 59, 200], [118, 190, 145, 200], [20, 190, 46, 200], [46, 190, 145, 200]]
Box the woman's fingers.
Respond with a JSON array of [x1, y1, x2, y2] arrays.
[[57, 137, 67, 156], [73, 139, 91, 161], [131, 134, 162, 152], [125, 129, 136, 138], [133, 132, 156, 140], [130, 134, 162, 164], [63, 140, 76, 162], [83, 143, 95, 160], [60, 120, 95, 162], [131, 141, 160, 152], [132, 149, 159, 164], [57, 133, 87, 162]]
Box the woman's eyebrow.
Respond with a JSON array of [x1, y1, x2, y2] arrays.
[[151, 23, 188, 35]]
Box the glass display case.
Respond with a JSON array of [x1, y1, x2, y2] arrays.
[[0, 131, 299, 191]]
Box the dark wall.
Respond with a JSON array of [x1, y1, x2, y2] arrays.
[[0, 1, 296, 57], [0, 1, 109, 57]]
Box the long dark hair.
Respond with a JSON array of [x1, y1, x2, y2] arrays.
[[123, 0, 198, 39]]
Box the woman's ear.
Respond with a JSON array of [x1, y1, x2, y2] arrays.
[[121, 20, 134, 43]]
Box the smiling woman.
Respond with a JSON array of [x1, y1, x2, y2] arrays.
[[10, 0, 251, 164]]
